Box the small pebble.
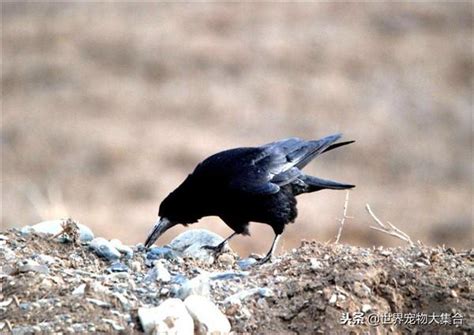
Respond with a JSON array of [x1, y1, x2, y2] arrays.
[[258, 288, 273, 297], [39, 279, 53, 290], [415, 261, 427, 267], [362, 304, 371, 313], [107, 262, 129, 273], [18, 259, 49, 274], [237, 258, 257, 270], [184, 295, 231, 335], [217, 253, 235, 266], [103, 318, 125, 331], [86, 298, 110, 308], [89, 238, 121, 262], [138, 299, 193, 334], [72, 284, 87, 295], [145, 262, 171, 282], [224, 287, 271, 304], [209, 271, 248, 281], [0, 299, 12, 308], [176, 274, 210, 299], [240, 306, 252, 319], [146, 246, 178, 263], [111, 292, 132, 311], [110, 239, 134, 259], [130, 261, 142, 272], [1, 247, 16, 261], [309, 258, 323, 270], [353, 282, 371, 298], [19, 303, 30, 311], [380, 250, 391, 256], [12, 326, 35, 335], [172, 274, 189, 285]]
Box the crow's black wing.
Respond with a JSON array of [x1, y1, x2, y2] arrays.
[[229, 134, 343, 194]]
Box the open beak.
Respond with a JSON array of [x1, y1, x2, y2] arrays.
[[144, 217, 174, 249]]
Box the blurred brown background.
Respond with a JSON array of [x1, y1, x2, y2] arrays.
[[2, 3, 472, 255]]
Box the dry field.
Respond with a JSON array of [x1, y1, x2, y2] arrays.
[[2, 3, 472, 254]]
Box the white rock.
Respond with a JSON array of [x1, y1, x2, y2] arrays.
[[39, 279, 53, 290], [130, 261, 142, 272], [154, 261, 171, 282], [184, 295, 231, 335], [176, 274, 210, 299], [110, 239, 134, 258], [111, 292, 132, 311], [103, 318, 125, 331], [17, 259, 49, 274], [89, 238, 121, 261], [138, 298, 193, 335], [223, 288, 270, 305], [86, 298, 110, 308], [362, 304, 371, 313], [2, 247, 16, 261], [168, 229, 226, 263], [25, 219, 94, 242], [309, 258, 322, 270], [72, 283, 87, 295], [0, 298, 12, 308], [240, 306, 251, 319]]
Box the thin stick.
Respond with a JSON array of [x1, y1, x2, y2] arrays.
[[5, 320, 12, 332], [335, 190, 352, 244], [365, 204, 414, 246]]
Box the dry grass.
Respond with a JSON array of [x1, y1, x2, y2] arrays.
[[2, 3, 472, 253], [366, 204, 414, 246]]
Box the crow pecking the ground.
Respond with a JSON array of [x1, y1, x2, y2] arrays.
[[144, 133, 355, 263]]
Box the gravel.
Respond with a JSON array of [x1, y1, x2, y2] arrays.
[[1, 225, 472, 334]]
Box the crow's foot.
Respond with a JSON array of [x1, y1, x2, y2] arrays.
[[255, 254, 273, 265], [201, 242, 226, 255]]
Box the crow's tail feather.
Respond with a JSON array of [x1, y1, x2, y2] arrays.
[[322, 140, 355, 154]]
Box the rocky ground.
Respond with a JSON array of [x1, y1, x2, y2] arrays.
[[1, 220, 472, 334]]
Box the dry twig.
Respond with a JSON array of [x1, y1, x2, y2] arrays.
[[5, 320, 12, 332], [365, 204, 414, 246], [51, 218, 80, 245], [335, 190, 353, 244]]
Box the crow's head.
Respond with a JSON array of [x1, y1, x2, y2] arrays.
[[144, 174, 202, 248]]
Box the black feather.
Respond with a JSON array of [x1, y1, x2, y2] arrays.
[[145, 134, 355, 262]]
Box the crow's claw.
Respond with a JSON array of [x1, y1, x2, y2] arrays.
[[255, 254, 273, 265], [201, 243, 225, 255]]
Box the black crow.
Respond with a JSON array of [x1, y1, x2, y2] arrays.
[[145, 133, 354, 263]]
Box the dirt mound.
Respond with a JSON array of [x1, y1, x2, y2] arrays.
[[1, 229, 472, 334]]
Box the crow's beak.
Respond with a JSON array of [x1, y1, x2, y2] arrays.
[[144, 217, 174, 249]]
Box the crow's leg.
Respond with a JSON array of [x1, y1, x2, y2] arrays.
[[256, 234, 281, 264], [201, 232, 238, 254]]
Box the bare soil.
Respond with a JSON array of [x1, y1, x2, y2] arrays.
[[1, 229, 472, 334]]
